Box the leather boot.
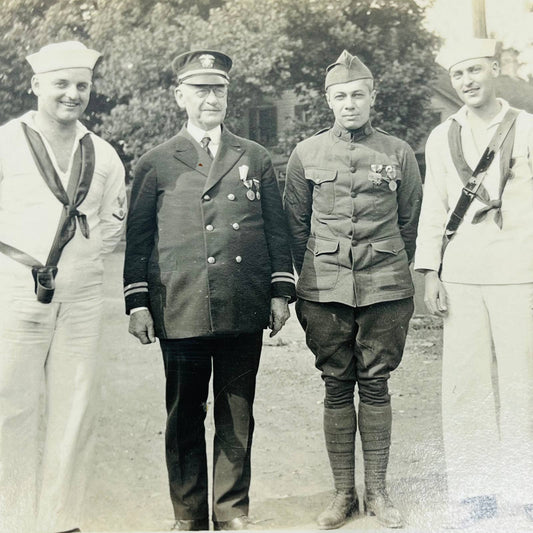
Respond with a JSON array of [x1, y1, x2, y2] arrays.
[[317, 489, 359, 530], [316, 405, 358, 529], [323, 405, 356, 492], [359, 402, 403, 529]]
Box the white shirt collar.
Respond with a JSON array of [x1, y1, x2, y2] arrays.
[[20, 110, 88, 140], [186, 121, 222, 146], [452, 98, 510, 130]]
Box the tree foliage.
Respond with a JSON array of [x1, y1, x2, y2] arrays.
[[0, 0, 440, 170]]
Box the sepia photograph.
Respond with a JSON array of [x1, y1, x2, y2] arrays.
[[0, 0, 532, 532]]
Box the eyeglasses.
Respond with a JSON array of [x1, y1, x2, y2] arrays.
[[186, 86, 227, 98]]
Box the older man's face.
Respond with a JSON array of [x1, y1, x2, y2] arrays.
[[175, 83, 228, 131], [450, 58, 499, 109], [31, 67, 92, 125], [326, 79, 376, 130]]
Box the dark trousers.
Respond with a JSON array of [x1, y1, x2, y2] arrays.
[[296, 298, 414, 406], [160, 332, 262, 522]]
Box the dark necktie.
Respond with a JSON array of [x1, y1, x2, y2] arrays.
[[200, 136, 214, 159]]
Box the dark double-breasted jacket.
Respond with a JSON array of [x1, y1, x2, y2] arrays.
[[124, 125, 295, 339]]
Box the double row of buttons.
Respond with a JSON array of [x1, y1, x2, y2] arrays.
[[203, 193, 237, 201], [207, 256, 242, 264], [205, 223, 240, 231]]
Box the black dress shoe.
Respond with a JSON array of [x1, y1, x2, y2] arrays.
[[524, 504, 533, 521], [443, 495, 497, 529], [56, 529, 81, 533], [172, 518, 209, 531], [213, 515, 251, 530]]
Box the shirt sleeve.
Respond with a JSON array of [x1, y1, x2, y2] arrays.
[[283, 148, 313, 275], [98, 146, 127, 255], [414, 128, 451, 273]]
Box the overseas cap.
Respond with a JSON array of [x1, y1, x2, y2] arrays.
[[325, 50, 373, 90], [26, 41, 101, 74], [172, 50, 232, 85], [436, 38, 498, 71]]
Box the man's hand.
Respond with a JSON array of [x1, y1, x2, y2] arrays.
[[128, 309, 156, 344], [423, 270, 448, 317], [269, 297, 290, 337]]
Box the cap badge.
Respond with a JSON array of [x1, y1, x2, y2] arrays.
[[199, 54, 215, 69]]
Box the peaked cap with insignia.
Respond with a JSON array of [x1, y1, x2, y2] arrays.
[[325, 50, 373, 90], [172, 49, 232, 85]]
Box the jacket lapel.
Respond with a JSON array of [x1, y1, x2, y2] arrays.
[[202, 127, 245, 194], [173, 126, 211, 177]]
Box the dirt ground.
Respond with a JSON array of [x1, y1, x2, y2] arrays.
[[81, 248, 532, 533]]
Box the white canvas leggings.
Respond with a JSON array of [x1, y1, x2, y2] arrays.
[[441, 282, 533, 505], [0, 295, 102, 533]]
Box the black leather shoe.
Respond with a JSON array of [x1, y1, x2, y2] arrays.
[[443, 496, 497, 529], [172, 518, 209, 531], [524, 504, 533, 521], [316, 489, 359, 530], [56, 529, 81, 533], [213, 515, 251, 530], [364, 490, 403, 528]]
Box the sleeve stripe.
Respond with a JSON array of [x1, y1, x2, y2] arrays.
[[124, 287, 149, 297], [271, 271, 295, 280], [124, 281, 148, 291], [271, 276, 296, 284]]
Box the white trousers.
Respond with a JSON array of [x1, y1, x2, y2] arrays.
[[442, 282, 533, 505], [0, 295, 102, 533]]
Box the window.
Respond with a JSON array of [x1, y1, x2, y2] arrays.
[[294, 104, 311, 123], [248, 106, 277, 146]]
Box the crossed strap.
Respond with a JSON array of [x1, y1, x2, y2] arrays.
[[21, 123, 95, 264], [447, 108, 519, 230]]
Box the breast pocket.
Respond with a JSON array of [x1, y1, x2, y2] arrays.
[[305, 168, 337, 215]]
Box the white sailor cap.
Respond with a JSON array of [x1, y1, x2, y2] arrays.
[[26, 41, 102, 74], [436, 38, 498, 71]]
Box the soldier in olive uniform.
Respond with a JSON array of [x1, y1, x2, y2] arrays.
[[124, 50, 295, 531], [284, 50, 422, 529]]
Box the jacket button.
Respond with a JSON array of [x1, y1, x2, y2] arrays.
[[206, 224, 214, 231], [351, 239, 357, 246], [227, 193, 236, 200], [351, 216, 358, 223], [235, 256, 242, 263], [203, 194, 211, 201], [350, 166, 356, 173], [232, 223, 240, 230], [207, 256, 216, 264], [350, 191, 357, 198]]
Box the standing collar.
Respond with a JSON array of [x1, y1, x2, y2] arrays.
[[187, 121, 222, 146], [331, 120, 373, 142]]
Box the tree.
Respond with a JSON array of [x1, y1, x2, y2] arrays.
[[0, 0, 440, 169], [277, 0, 440, 153]]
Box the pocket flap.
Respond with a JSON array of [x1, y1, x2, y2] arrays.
[[308, 238, 339, 256], [304, 168, 337, 184], [370, 236, 405, 255]]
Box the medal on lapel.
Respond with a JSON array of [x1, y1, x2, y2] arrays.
[[252, 178, 261, 200], [239, 164, 260, 201]]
